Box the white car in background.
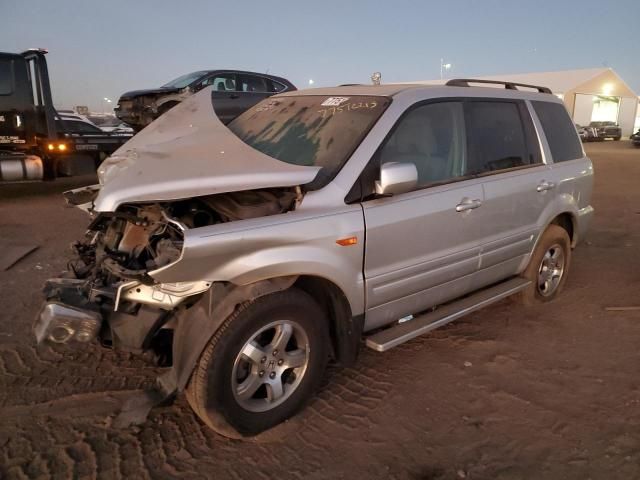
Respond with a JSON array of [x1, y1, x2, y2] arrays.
[[87, 115, 135, 134]]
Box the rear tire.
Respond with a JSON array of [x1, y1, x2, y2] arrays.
[[185, 288, 329, 438], [517, 225, 571, 305]]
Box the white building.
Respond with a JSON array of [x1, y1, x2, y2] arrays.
[[408, 68, 639, 136]]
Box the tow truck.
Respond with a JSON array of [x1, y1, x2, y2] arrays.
[[0, 49, 133, 182]]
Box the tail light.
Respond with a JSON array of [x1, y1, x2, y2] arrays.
[[46, 141, 69, 153]]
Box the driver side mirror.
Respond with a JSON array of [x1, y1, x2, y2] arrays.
[[375, 162, 418, 196]]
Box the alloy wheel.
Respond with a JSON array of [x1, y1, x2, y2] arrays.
[[231, 320, 310, 413], [537, 243, 565, 297]]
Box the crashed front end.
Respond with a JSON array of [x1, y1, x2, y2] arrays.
[[34, 86, 320, 363], [35, 199, 186, 350], [35, 187, 300, 359], [115, 88, 189, 131]]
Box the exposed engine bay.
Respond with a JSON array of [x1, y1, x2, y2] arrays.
[[76, 186, 297, 281], [37, 187, 300, 359]]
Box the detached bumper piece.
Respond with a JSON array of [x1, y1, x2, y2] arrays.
[[35, 302, 102, 345]]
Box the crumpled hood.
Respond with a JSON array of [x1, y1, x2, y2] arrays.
[[94, 87, 320, 212]]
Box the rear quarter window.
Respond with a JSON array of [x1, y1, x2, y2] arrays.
[[532, 101, 583, 162]]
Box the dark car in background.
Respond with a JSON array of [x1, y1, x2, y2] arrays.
[[115, 70, 296, 131], [631, 129, 640, 147], [590, 121, 622, 140], [576, 124, 598, 142]]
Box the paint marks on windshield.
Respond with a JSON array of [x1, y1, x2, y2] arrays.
[[255, 99, 281, 112]]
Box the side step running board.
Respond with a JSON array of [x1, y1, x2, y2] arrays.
[[365, 277, 531, 352]]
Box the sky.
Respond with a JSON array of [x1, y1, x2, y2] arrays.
[[1, 0, 638, 112]]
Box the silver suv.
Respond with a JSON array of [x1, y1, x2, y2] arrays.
[[36, 79, 593, 437]]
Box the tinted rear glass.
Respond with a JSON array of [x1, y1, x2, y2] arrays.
[[465, 101, 530, 174], [533, 101, 583, 162], [0, 59, 13, 95], [229, 95, 391, 189]]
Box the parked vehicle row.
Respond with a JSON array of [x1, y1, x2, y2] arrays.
[[575, 121, 623, 142], [37, 79, 593, 438], [0, 49, 133, 182], [590, 121, 622, 140]]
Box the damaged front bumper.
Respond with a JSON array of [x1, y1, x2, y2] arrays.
[[34, 278, 105, 345], [33, 275, 208, 351]]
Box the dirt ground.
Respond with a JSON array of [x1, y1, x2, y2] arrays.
[[1, 141, 639, 479]]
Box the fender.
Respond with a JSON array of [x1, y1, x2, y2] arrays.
[[159, 275, 298, 394], [150, 206, 367, 316], [518, 193, 580, 273]]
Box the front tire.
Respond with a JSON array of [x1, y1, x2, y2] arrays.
[[185, 288, 329, 438], [517, 225, 571, 305]]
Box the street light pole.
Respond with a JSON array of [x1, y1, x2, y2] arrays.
[[102, 97, 112, 114], [440, 58, 452, 80]]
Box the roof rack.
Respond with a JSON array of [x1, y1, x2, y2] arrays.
[[445, 78, 552, 94]]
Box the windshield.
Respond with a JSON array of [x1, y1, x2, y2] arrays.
[[162, 71, 209, 88], [228, 95, 391, 189]]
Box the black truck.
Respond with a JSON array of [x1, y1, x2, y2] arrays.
[[589, 121, 622, 141], [0, 49, 132, 182]]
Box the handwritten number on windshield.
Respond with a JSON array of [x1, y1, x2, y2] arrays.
[[317, 101, 378, 119]]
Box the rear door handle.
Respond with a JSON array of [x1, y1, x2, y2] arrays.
[[229, 94, 240, 99], [456, 198, 482, 212], [536, 181, 556, 192]]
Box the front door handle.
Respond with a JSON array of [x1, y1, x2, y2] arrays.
[[229, 94, 240, 99], [536, 181, 556, 192], [456, 198, 482, 212]]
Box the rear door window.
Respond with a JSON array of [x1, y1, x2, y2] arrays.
[[203, 74, 238, 92], [464, 101, 539, 175], [532, 101, 583, 162], [0, 58, 14, 95], [239, 74, 268, 93]]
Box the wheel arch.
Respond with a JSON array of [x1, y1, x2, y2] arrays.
[[549, 212, 577, 247], [293, 275, 363, 367], [520, 209, 578, 274], [536, 194, 581, 249]]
